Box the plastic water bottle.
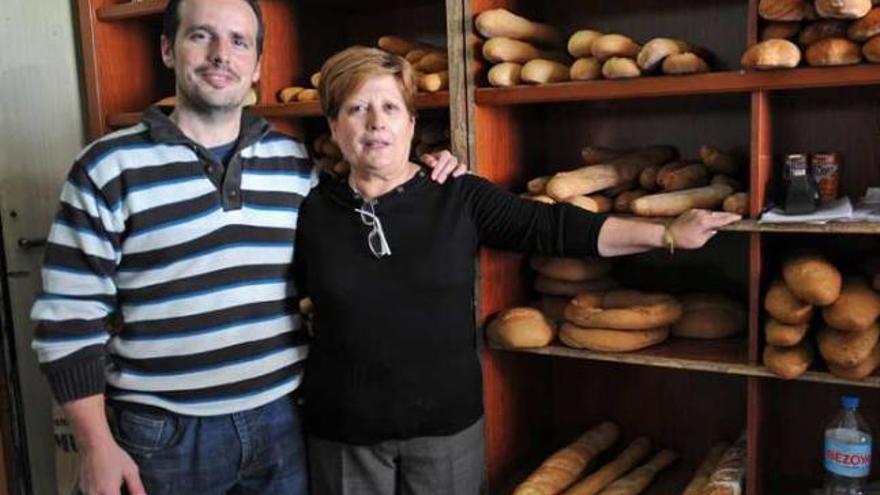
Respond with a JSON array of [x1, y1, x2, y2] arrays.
[[825, 395, 873, 495]]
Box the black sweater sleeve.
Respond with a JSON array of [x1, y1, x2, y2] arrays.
[[462, 175, 607, 257]]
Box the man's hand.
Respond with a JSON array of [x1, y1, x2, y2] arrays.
[[79, 438, 146, 495], [668, 209, 741, 250], [421, 149, 468, 183]]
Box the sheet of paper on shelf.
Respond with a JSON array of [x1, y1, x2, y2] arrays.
[[848, 187, 880, 222], [759, 197, 852, 223]]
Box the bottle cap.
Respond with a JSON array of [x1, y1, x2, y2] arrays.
[[842, 395, 860, 409]]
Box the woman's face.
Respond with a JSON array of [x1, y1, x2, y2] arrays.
[[329, 74, 415, 176]]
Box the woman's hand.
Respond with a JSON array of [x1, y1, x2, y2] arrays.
[[421, 150, 468, 183], [668, 209, 741, 250]]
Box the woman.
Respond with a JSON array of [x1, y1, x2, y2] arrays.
[[294, 46, 739, 494]]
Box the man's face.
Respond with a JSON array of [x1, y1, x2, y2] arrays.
[[161, 0, 261, 115]]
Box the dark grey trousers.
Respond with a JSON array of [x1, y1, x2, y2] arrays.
[[308, 417, 486, 495]]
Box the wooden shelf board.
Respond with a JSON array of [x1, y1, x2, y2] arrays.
[[97, 0, 167, 21], [106, 92, 449, 128], [720, 219, 880, 234], [475, 66, 880, 106]]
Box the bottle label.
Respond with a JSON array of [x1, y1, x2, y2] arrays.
[[825, 438, 872, 477]]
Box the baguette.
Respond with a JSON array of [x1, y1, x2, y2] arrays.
[[711, 174, 745, 192], [278, 85, 305, 103], [513, 422, 620, 495], [569, 30, 605, 58], [582, 146, 628, 165], [475, 9, 563, 47], [639, 166, 661, 191], [700, 146, 741, 176], [701, 434, 746, 495], [592, 34, 641, 61], [378, 35, 421, 56], [522, 59, 571, 84], [546, 146, 677, 199], [723, 192, 749, 215], [681, 442, 730, 495], [528, 176, 552, 194], [629, 184, 733, 217], [637, 38, 690, 71], [296, 88, 319, 102], [594, 450, 678, 495], [563, 437, 652, 495], [564, 194, 613, 213], [614, 190, 649, 213], [657, 162, 710, 192], [488, 62, 523, 87], [418, 71, 449, 92], [405, 48, 432, 64], [571, 57, 603, 81]]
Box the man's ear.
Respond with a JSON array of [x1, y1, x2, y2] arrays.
[[252, 55, 263, 84], [160, 35, 174, 69]]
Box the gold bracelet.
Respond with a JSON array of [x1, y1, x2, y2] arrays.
[[662, 225, 675, 255]]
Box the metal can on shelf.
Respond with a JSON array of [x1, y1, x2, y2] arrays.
[[783, 153, 809, 184], [811, 152, 841, 204]]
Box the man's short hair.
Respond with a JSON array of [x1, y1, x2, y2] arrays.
[[163, 0, 265, 56], [319, 46, 417, 121]]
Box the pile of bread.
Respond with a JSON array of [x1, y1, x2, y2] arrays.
[[743, 0, 880, 69], [522, 145, 749, 217], [474, 9, 714, 88], [512, 422, 678, 495], [277, 72, 320, 104], [488, 256, 746, 353], [763, 253, 880, 380]]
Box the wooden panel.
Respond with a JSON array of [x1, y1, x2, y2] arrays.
[[259, 0, 301, 104], [97, 0, 166, 20]]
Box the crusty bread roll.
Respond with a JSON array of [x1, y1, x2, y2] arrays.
[[822, 279, 880, 332], [766, 318, 810, 346], [759, 0, 810, 20], [534, 276, 618, 296], [849, 7, 880, 40], [601, 57, 641, 79], [764, 340, 814, 379], [591, 34, 641, 61], [815, 0, 871, 18], [488, 62, 523, 87], [614, 190, 648, 213], [723, 192, 749, 215], [864, 35, 880, 62], [637, 38, 689, 71], [827, 340, 880, 379], [765, 280, 814, 324], [782, 254, 842, 305], [568, 30, 604, 58], [564, 194, 613, 213], [560, 324, 669, 352], [818, 324, 880, 367], [672, 294, 746, 339], [530, 256, 613, 282], [805, 37, 862, 65], [487, 307, 556, 348], [564, 289, 683, 330], [799, 20, 849, 46], [418, 71, 448, 92], [741, 39, 802, 69], [483, 37, 545, 63], [762, 21, 802, 41], [570, 57, 602, 80], [521, 59, 571, 84], [662, 52, 711, 75]]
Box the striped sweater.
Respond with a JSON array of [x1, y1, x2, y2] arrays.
[[31, 107, 315, 416]]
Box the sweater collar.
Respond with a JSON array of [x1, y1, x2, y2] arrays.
[[320, 166, 430, 209], [142, 105, 271, 149]]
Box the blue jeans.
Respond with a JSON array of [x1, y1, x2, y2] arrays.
[[107, 396, 307, 495]]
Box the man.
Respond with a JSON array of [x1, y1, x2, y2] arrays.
[[30, 1, 462, 493]]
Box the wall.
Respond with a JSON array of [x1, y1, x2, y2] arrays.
[[0, 1, 86, 493]]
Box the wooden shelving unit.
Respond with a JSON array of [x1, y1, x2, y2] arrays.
[[74, 0, 880, 494]]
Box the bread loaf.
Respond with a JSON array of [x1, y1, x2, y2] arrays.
[[637, 38, 689, 71], [818, 324, 880, 367], [296, 88, 319, 102], [488, 307, 556, 348], [418, 71, 449, 92], [377, 35, 421, 56], [415, 52, 448, 73], [546, 146, 677, 199], [614, 190, 649, 213], [711, 174, 745, 192], [278, 86, 305, 103], [570, 57, 603, 80], [488, 62, 523, 87], [701, 434, 747, 495], [476, 9, 562, 47], [765, 318, 810, 346], [741, 39, 802, 69], [629, 184, 733, 217], [593, 450, 678, 495], [522, 59, 571, 84], [671, 294, 746, 339], [681, 442, 730, 495], [782, 254, 842, 305], [530, 256, 613, 282], [657, 162, 710, 191], [864, 35, 880, 62], [639, 166, 661, 191], [562, 437, 651, 495], [765, 280, 814, 324], [565, 290, 683, 330], [761, 21, 802, 40], [564, 194, 613, 213], [849, 7, 880, 40], [483, 37, 550, 63], [822, 279, 880, 331], [764, 340, 814, 379], [560, 324, 669, 352], [805, 37, 862, 66], [535, 276, 618, 296], [723, 192, 749, 215], [513, 422, 620, 495], [815, 0, 871, 18], [592, 34, 641, 61], [602, 57, 641, 79], [799, 20, 850, 45], [700, 145, 741, 176], [569, 30, 604, 58], [827, 340, 880, 379], [759, 0, 810, 20], [661, 52, 710, 75]]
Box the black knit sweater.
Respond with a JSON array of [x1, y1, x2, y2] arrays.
[[294, 169, 606, 444]]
